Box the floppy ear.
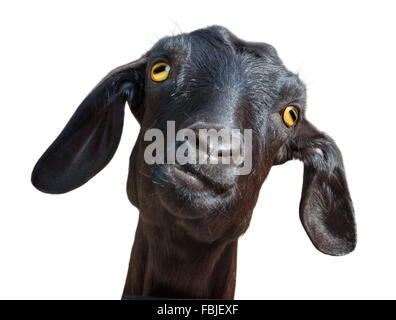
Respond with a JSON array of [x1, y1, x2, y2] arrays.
[[31, 57, 147, 194], [288, 119, 357, 256]]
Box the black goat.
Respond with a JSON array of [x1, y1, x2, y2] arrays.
[[32, 26, 357, 299]]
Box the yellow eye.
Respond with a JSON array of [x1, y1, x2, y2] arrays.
[[282, 106, 299, 127], [150, 62, 170, 82]]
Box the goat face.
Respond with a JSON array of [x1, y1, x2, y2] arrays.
[[32, 26, 356, 256]]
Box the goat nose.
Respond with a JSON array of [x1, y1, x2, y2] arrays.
[[188, 124, 244, 164]]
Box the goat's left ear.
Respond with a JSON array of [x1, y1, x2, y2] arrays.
[[288, 119, 357, 256], [31, 57, 147, 194]]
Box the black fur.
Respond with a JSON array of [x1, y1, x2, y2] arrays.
[[32, 26, 356, 299]]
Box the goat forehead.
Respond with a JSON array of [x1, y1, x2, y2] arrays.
[[180, 52, 293, 110], [150, 29, 306, 110], [152, 29, 281, 78]]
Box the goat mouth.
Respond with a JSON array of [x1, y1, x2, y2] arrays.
[[170, 164, 234, 194]]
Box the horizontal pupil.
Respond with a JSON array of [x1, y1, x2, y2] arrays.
[[154, 65, 167, 74], [288, 109, 297, 121]]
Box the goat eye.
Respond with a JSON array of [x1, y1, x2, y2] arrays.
[[150, 62, 170, 82], [282, 106, 299, 127]]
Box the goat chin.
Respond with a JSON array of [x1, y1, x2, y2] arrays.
[[151, 163, 238, 219]]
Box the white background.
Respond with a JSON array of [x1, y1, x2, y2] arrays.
[[1, 0, 395, 299]]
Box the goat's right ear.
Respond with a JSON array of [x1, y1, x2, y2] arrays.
[[31, 57, 147, 194]]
